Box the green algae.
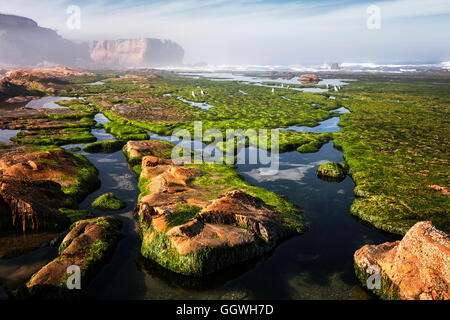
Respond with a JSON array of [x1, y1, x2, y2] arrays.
[[91, 193, 126, 211], [83, 139, 125, 153]]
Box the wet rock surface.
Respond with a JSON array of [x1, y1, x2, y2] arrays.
[[354, 221, 450, 300], [0, 178, 71, 232], [26, 216, 123, 299], [299, 74, 319, 85], [0, 148, 99, 231], [135, 155, 301, 276], [124, 140, 173, 165]]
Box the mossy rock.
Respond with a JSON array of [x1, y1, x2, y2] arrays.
[[69, 147, 81, 152], [83, 140, 125, 153], [58, 208, 95, 225], [26, 216, 123, 299], [316, 161, 347, 181], [91, 193, 126, 211]]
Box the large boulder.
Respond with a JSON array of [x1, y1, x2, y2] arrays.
[[26, 216, 123, 299], [354, 221, 449, 300], [299, 74, 319, 85], [135, 156, 303, 276]]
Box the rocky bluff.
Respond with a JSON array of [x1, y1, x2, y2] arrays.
[[0, 14, 184, 68]]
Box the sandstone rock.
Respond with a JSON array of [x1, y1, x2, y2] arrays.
[[199, 189, 291, 241], [135, 156, 302, 276], [0, 148, 99, 231], [299, 74, 319, 85], [1, 148, 79, 188], [0, 178, 71, 231], [0, 78, 32, 101], [26, 216, 123, 299], [7, 67, 92, 82], [88, 39, 184, 68], [124, 140, 173, 165], [354, 221, 450, 300]]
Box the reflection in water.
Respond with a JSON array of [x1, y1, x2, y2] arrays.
[[280, 117, 342, 133], [177, 97, 215, 110], [0, 109, 398, 300], [25, 96, 77, 110], [0, 129, 19, 143]]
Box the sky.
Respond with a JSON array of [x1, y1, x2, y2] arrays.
[[1, 0, 449, 65]]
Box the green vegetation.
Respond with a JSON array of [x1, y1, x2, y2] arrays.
[[334, 76, 450, 234], [165, 205, 201, 230], [27, 216, 123, 299], [317, 161, 348, 180], [188, 163, 303, 232], [61, 153, 100, 202], [103, 120, 149, 141], [13, 127, 96, 146], [58, 208, 95, 225], [83, 140, 125, 153], [91, 193, 126, 211], [139, 220, 272, 276]]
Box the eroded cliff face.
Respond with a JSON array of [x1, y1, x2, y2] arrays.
[[87, 38, 184, 68], [0, 14, 184, 68], [0, 14, 90, 67]]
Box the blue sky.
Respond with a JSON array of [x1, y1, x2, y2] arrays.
[[1, 0, 449, 65]]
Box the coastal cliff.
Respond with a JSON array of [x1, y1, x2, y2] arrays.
[[0, 14, 90, 67], [87, 39, 184, 68], [0, 14, 184, 68]]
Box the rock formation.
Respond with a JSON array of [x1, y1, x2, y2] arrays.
[[123, 140, 174, 165], [0, 147, 99, 231], [316, 161, 348, 182], [87, 39, 184, 68], [299, 74, 319, 86], [26, 216, 123, 299], [0, 14, 90, 67], [0, 178, 71, 231], [134, 152, 302, 276], [0, 77, 32, 101], [354, 221, 449, 300], [0, 14, 185, 68]]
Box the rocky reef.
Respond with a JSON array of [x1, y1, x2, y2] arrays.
[[354, 221, 449, 300], [123, 140, 174, 166], [0, 147, 99, 231], [134, 149, 304, 276], [26, 216, 123, 299]]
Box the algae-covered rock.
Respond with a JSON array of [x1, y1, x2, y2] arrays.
[[83, 140, 125, 153], [136, 155, 303, 276], [123, 140, 173, 166], [354, 221, 449, 300], [0, 178, 73, 232], [91, 192, 126, 211], [316, 161, 347, 181], [26, 216, 123, 299]]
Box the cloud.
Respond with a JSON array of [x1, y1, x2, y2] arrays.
[[1, 0, 449, 64]]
